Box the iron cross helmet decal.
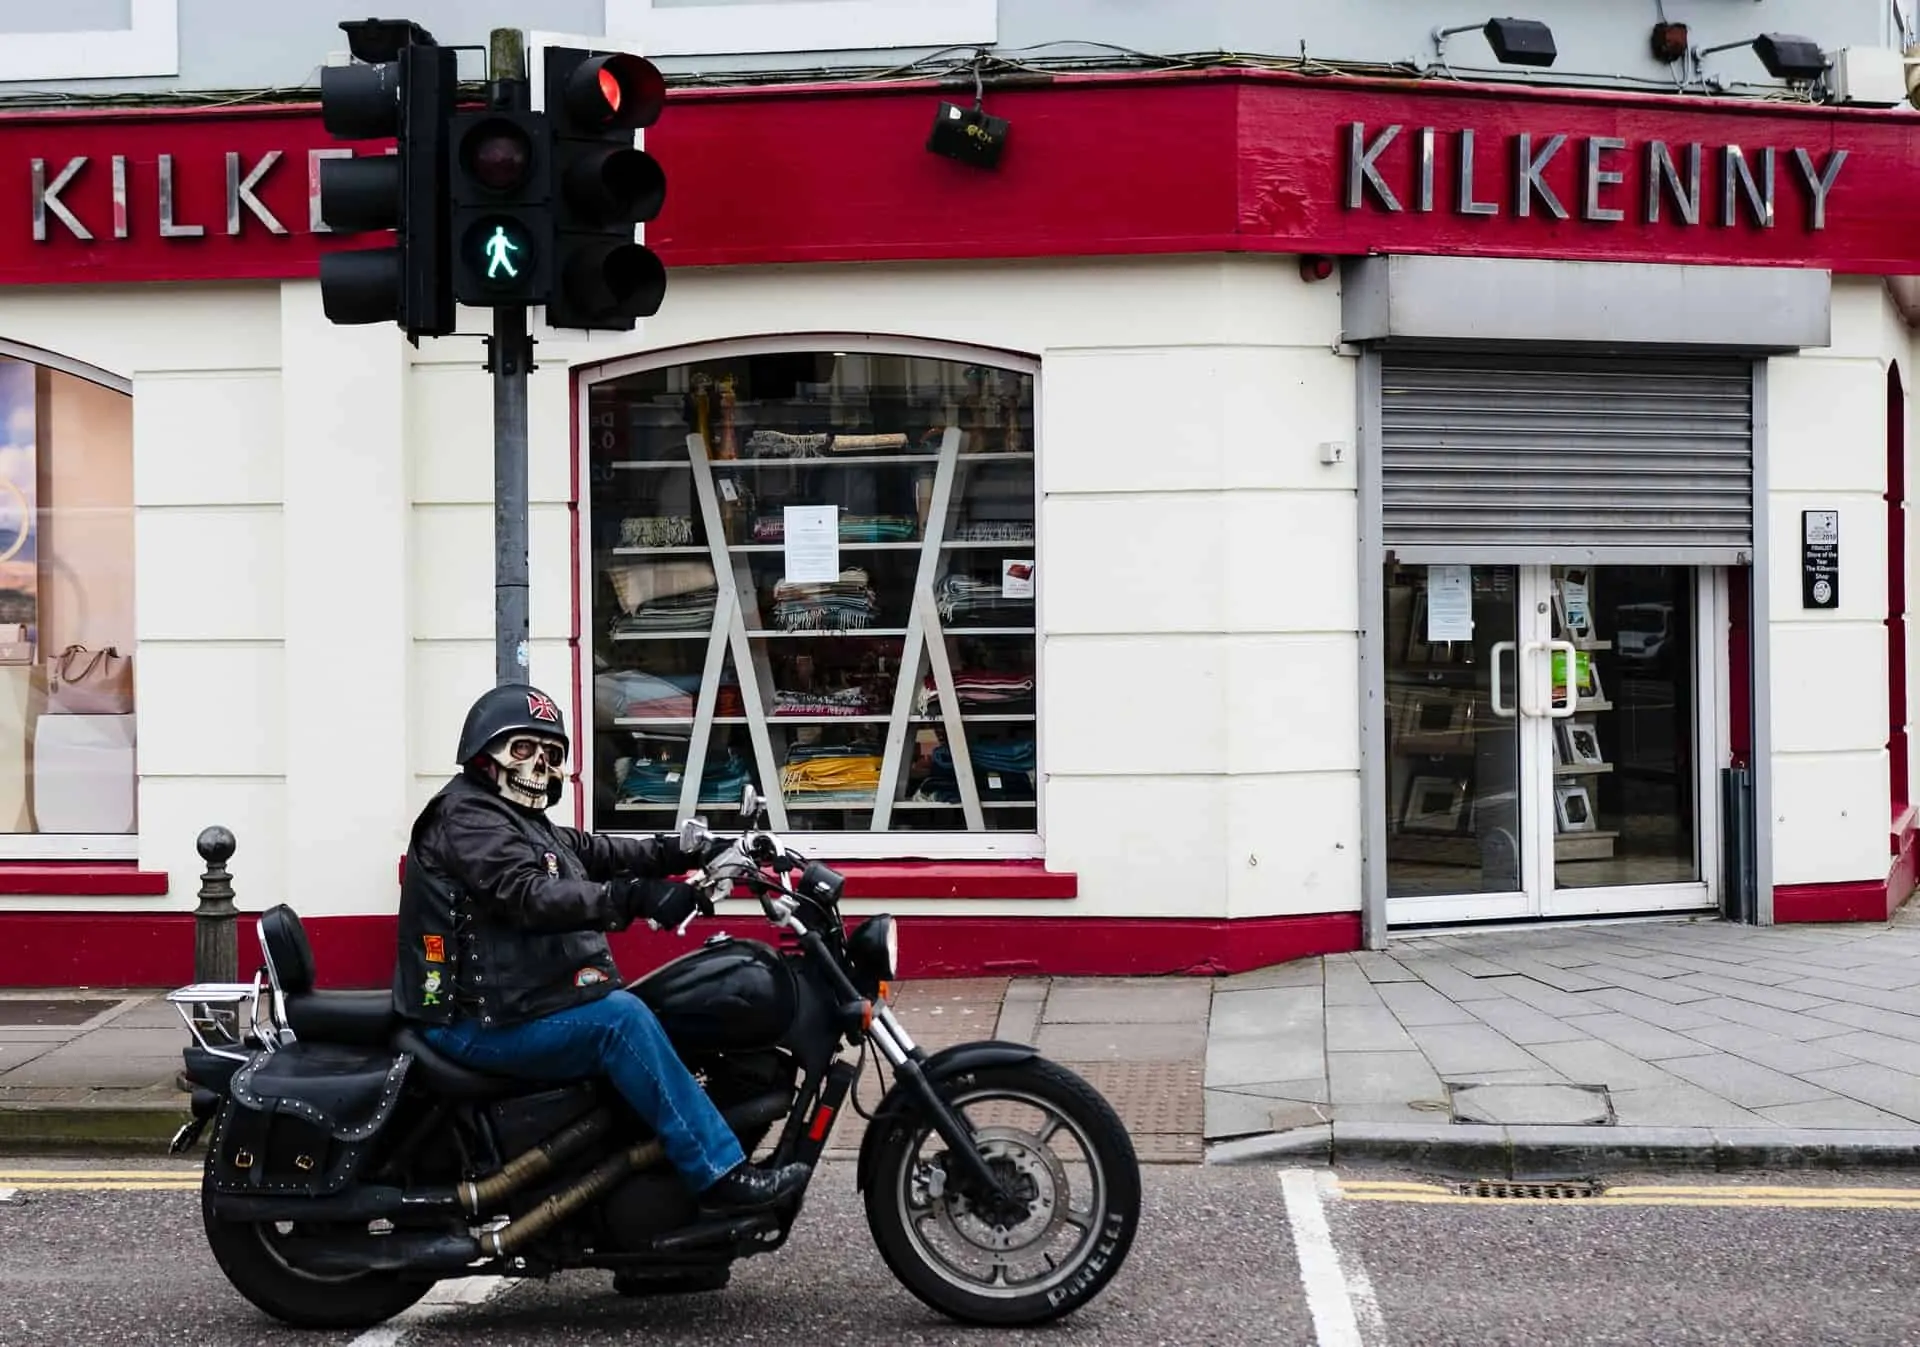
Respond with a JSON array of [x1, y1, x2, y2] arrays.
[[527, 691, 561, 723]]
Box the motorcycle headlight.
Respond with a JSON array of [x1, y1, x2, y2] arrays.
[[849, 914, 898, 983]]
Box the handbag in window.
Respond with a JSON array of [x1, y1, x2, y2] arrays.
[[46, 645, 134, 716]]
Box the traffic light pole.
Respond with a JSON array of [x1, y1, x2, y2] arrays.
[[487, 27, 533, 687]]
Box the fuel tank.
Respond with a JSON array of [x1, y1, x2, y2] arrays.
[[632, 939, 798, 1054]]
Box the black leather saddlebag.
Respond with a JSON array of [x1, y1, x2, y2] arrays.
[[208, 1041, 412, 1198]]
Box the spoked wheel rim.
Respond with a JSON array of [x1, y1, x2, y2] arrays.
[[893, 1086, 1109, 1301]]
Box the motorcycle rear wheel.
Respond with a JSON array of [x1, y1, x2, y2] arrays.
[[201, 1165, 432, 1331], [863, 1059, 1140, 1327]]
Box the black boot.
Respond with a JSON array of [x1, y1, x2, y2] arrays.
[[612, 1266, 731, 1298], [697, 1160, 810, 1216]]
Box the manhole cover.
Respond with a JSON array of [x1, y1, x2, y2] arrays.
[[0, 999, 118, 1027], [1451, 1179, 1603, 1200], [1446, 1081, 1613, 1126]]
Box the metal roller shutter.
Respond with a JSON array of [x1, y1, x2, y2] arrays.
[[1379, 349, 1754, 563]]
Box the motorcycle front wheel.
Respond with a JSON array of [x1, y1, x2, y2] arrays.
[[863, 1058, 1141, 1327]]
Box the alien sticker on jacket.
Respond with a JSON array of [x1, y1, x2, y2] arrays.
[[423, 969, 443, 1007]]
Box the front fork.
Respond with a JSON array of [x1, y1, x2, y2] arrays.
[[865, 1005, 1019, 1214]]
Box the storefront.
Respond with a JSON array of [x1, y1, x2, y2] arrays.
[[0, 69, 1916, 986]]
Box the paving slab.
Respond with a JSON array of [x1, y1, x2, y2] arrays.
[[1030, 1020, 1206, 1062], [1325, 1003, 1416, 1053], [1042, 978, 1211, 1024], [1375, 980, 1478, 1027], [1327, 1050, 1446, 1107], [1404, 1022, 1544, 1076], [1655, 1050, 1837, 1109], [1559, 1011, 1720, 1062], [1461, 996, 1594, 1046]]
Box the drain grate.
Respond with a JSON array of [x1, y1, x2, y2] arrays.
[[1450, 1179, 1603, 1200]]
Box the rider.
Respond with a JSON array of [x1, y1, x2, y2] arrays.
[[392, 683, 809, 1234]]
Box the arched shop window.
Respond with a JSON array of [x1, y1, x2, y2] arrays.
[[0, 346, 136, 853], [583, 341, 1038, 851]]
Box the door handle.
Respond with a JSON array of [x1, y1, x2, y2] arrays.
[[1546, 639, 1579, 719], [1519, 640, 1547, 717], [1490, 640, 1516, 719]]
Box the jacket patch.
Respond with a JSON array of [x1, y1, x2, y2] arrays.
[[422, 935, 446, 963], [423, 969, 444, 1006], [544, 851, 559, 877], [575, 967, 609, 987]]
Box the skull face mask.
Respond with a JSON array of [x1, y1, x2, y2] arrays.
[[486, 734, 566, 810]]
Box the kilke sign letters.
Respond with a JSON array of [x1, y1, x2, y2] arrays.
[[1343, 122, 1848, 230]]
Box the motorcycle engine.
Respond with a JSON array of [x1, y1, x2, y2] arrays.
[[600, 1050, 797, 1251]]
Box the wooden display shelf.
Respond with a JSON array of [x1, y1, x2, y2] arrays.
[[603, 426, 1035, 835], [1554, 762, 1614, 776], [1555, 829, 1620, 862], [1386, 829, 1620, 865]]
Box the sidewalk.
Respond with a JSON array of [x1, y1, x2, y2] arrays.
[[15, 912, 1920, 1173]]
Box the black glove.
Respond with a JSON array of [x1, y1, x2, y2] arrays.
[[611, 877, 710, 932], [663, 833, 731, 874]]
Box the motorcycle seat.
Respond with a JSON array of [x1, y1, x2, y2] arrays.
[[284, 991, 397, 1049], [392, 1026, 527, 1102]]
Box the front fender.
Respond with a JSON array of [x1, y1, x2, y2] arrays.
[[853, 1040, 1039, 1193]]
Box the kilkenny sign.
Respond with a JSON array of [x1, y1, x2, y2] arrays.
[[1342, 122, 1848, 230]]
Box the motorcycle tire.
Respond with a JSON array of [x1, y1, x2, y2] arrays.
[[200, 1163, 432, 1331], [863, 1058, 1141, 1327]]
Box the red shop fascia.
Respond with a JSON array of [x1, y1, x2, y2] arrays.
[[6, 70, 1920, 986]]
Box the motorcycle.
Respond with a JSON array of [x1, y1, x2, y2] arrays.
[[165, 785, 1141, 1331]]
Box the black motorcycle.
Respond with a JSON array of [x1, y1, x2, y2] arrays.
[[166, 786, 1140, 1331]]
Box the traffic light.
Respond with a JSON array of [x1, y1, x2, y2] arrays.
[[542, 47, 668, 330], [449, 110, 551, 305], [315, 22, 456, 340]]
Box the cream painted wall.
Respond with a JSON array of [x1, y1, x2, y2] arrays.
[[0, 257, 1898, 927], [1766, 277, 1908, 889]]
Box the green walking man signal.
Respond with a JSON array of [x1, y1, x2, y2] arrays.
[[484, 225, 522, 280]]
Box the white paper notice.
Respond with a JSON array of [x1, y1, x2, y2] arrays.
[[1002, 559, 1035, 599], [1427, 565, 1474, 641], [783, 505, 840, 583]]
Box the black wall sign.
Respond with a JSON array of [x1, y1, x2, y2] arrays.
[[1802, 509, 1839, 609]]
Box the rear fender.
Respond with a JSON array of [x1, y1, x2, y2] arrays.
[[853, 1041, 1039, 1194], [182, 1046, 244, 1096]]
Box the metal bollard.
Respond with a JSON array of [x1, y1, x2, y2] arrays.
[[193, 826, 239, 984]]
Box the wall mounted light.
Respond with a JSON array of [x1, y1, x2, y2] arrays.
[[1299, 255, 1336, 283], [1692, 32, 1829, 85], [925, 58, 1008, 171], [1649, 21, 1690, 64], [1433, 17, 1558, 69]]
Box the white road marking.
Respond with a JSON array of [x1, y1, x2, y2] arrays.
[[1319, 1174, 1390, 1345], [1280, 1168, 1368, 1347], [345, 1275, 510, 1347], [0, 1188, 16, 1204]]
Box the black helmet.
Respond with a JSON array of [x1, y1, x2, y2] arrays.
[[456, 683, 570, 764]]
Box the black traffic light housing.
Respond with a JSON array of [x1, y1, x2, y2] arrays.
[[316, 23, 456, 340], [542, 47, 669, 331], [449, 110, 552, 305]]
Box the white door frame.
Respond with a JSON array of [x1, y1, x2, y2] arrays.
[[1383, 564, 1721, 928]]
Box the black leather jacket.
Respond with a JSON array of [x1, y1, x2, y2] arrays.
[[392, 772, 695, 1029]]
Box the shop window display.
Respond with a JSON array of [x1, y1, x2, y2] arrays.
[[586, 350, 1037, 837], [0, 358, 137, 843]]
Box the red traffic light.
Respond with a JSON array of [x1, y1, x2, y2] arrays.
[[563, 53, 665, 130], [460, 117, 535, 192]]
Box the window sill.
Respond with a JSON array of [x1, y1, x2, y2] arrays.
[[397, 856, 1074, 900], [0, 863, 168, 896]]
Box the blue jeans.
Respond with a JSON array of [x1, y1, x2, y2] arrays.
[[424, 990, 746, 1191]]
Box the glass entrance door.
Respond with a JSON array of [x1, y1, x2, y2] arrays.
[[1383, 563, 1714, 926]]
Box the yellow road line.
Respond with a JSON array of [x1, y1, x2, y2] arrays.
[[1336, 1178, 1920, 1210], [0, 1171, 199, 1180], [2, 1181, 199, 1192]]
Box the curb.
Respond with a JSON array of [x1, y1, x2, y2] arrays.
[[0, 1104, 186, 1154], [1204, 1121, 1920, 1175]]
